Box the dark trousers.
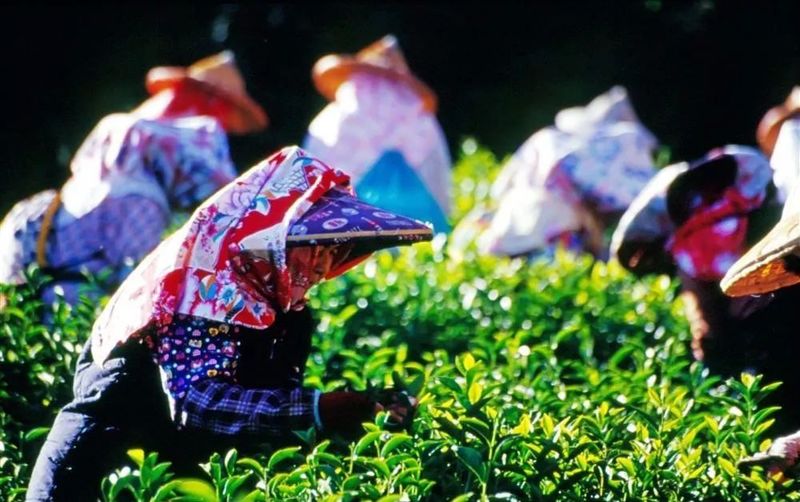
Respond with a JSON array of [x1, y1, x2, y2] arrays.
[[25, 341, 213, 501]]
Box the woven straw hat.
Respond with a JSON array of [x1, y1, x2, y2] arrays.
[[146, 51, 268, 134], [312, 35, 437, 113]]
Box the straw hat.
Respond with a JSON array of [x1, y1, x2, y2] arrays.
[[721, 190, 800, 296], [756, 86, 800, 156], [610, 163, 687, 275], [312, 35, 437, 113], [146, 51, 268, 133]]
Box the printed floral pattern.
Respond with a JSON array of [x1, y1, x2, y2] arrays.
[[466, 87, 657, 257], [91, 146, 352, 363], [0, 113, 235, 304], [304, 73, 451, 215], [667, 191, 752, 281], [61, 113, 236, 218], [157, 314, 239, 402], [665, 147, 772, 281], [613, 146, 774, 281]]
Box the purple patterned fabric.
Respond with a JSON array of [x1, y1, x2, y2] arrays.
[[0, 114, 236, 304], [287, 188, 432, 245], [157, 315, 239, 402], [0, 192, 168, 305], [181, 380, 319, 436], [156, 313, 320, 435]]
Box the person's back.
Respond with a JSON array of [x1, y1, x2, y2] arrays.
[[26, 146, 427, 501], [0, 114, 236, 305]]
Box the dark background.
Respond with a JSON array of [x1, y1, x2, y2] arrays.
[[1, 1, 798, 214]]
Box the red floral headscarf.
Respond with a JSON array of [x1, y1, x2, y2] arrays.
[[91, 146, 353, 362], [613, 146, 773, 281]]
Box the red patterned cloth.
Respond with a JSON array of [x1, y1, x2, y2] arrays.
[[666, 188, 755, 281], [613, 146, 773, 280], [91, 146, 352, 363]]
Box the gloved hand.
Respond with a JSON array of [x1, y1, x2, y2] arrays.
[[319, 391, 379, 438], [373, 389, 418, 430]]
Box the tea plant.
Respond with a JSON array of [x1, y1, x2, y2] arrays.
[[0, 142, 797, 500]]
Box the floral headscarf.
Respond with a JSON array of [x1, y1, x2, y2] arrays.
[[613, 146, 774, 281], [476, 184, 585, 256], [544, 123, 658, 214], [91, 146, 352, 363], [304, 73, 451, 214], [61, 113, 236, 218], [770, 118, 800, 204], [468, 87, 656, 258], [665, 147, 773, 281]]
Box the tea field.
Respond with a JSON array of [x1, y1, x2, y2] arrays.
[[0, 144, 797, 501]]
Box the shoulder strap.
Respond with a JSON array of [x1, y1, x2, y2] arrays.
[[36, 191, 62, 269]]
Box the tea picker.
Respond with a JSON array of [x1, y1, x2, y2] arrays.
[[304, 35, 451, 234], [26, 147, 430, 501]]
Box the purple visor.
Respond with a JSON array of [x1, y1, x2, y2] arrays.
[[287, 188, 433, 253]]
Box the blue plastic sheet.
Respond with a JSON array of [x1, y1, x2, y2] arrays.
[[355, 150, 449, 233]]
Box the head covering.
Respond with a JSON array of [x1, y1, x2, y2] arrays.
[[61, 113, 236, 219], [91, 146, 432, 363], [465, 87, 657, 258], [144, 51, 268, 134], [285, 186, 432, 274], [768, 117, 800, 204], [546, 87, 658, 213], [721, 128, 800, 296], [545, 123, 658, 214], [721, 187, 800, 296], [304, 35, 451, 226], [756, 86, 800, 157], [312, 35, 437, 113], [354, 150, 450, 233], [665, 147, 773, 280], [476, 184, 589, 256], [610, 163, 687, 275], [554, 85, 645, 135], [612, 146, 774, 281]]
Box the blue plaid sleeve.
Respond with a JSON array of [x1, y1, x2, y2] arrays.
[[158, 314, 323, 437], [179, 380, 321, 436]]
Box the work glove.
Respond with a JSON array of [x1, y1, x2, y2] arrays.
[[318, 389, 419, 438], [373, 389, 418, 431], [319, 391, 378, 438]]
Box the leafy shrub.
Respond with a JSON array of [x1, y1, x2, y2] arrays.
[[0, 143, 797, 500]]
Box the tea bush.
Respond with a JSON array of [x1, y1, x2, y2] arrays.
[[0, 143, 797, 500]]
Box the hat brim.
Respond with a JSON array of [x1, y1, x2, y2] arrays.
[[609, 163, 687, 276], [146, 67, 269, 134], [757, 94, 800, 156], [312, 55, 438, 114], [720, 213, 800, 296], [612, 237, 676, 276], [666, 154, 737, 227], [287, 188, 433, 251]]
